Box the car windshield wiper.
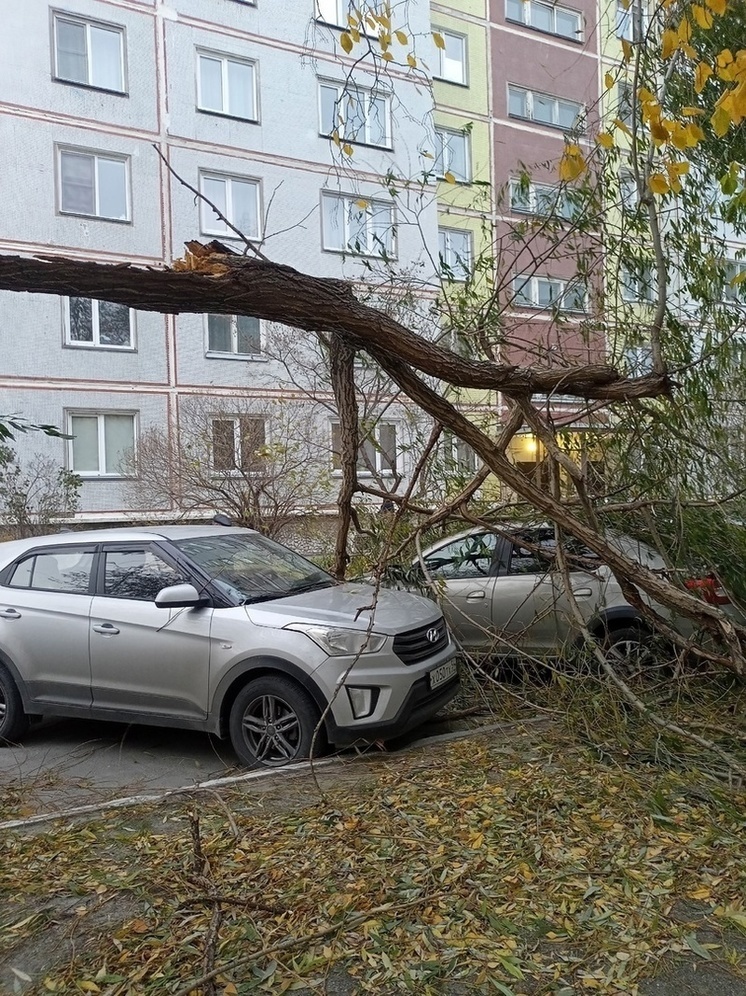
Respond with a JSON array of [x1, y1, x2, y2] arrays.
[[284, 578, 336, 596]]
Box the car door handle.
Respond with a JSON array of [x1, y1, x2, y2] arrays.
[[93, 623, 120, 635], [571, 587, 593, 598], [0, 608, 21, 619], [466, 591, 486, 601]]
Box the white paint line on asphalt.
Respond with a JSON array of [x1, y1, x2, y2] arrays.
[[0, 717, 545, 832]]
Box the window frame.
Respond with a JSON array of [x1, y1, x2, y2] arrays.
[[321, 191, 397, 258], [196, 48, 259, 123], [507, 84, 584, 132], [438, 227, 473, 281], [199, 170, 262, 239], [100, 544, 189, 602], [433, 28, 468, 86], [318, 79, 391, 150], [620, 262, 655, 303], [330, 420, 398, 477], [315, 0, 384, 30], [434, 126, 471, 182], [204, 313, 264, 359], [57, 146, 131, 222], [723, 260, 746, 305], [3, 546, 97, 595], [509, 177, 575, 219], [66, 410, 138, 479], [505, 0, 583, 42], [210, 415, 269, 475], [63, 297, 135, 351], [512, 273, 588, 313], [615, 0, 646, 42], [52, 10, 127, 94]]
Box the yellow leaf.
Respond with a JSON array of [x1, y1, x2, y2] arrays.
[[637, 86, 656, 105], [677, 18, 692, 43], [692, 4, 714, 27], [684, 121, 705, 144], [559, 149, 586, 181], [731, 82, 746, 122], [661, 29, 678, 59], [347, 11, 359, 26], [433, 31, 446, 49], [378, 31, 391, 49], [79, 985, 101, 994], [407, 53, 417, 67], [339, 32, 353, 54], [350, 28, 360, 42], [381, 50, 394, 61], [621, 38, 633, 61], [705, 0, 726, 13], [614, 116, 632, 136], [331, 130, 341, 146], [649, 117, 670, 143], [695, 61, 713, 92], [342, 143, 354, 155], [223, 985, 239, 996], [395, 30, 408, 44], [604, 72, 615, 90], [443, 171, 457, 184], [711, 105, 731, 136], [376, 13, 391, 29], [669, 160, 690, 176], [649, 173, 670, 194], [597, 132, 615, 149], [681, 106, 706, 116]]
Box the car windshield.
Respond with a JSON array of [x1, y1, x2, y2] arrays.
[[173, 533, 335, 605]]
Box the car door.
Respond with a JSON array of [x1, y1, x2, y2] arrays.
[[88, 543, 213, 721], [422, 532, 500, 652], [490, 530, 562, 655], [0, 544, 96, 708]]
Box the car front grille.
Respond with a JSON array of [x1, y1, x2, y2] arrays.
[[393, 617, 449, 665]]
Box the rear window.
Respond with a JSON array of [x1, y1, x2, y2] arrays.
[[8, 550, 94, 594]]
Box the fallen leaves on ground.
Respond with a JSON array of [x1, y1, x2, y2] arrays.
[[1, 730, 745, 995]]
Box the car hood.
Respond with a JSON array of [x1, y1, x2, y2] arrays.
[[245, 582, 441, 636]]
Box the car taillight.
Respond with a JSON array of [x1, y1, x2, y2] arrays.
[[684, 575, 731, 605]]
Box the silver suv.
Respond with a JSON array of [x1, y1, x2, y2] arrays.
[[0, 525, 458, 766]]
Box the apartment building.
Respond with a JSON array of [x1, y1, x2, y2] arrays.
[[0, 0, 439, 526]]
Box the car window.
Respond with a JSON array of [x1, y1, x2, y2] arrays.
[[425, 533, 497, 579], [8, 549, 94, 594], [103, 548, 187, 601], [509, 530, 600, 575]]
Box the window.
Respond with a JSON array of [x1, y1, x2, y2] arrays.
[[68, 412, 136, 477], [723, 261, 746, 303], [512, 274, 587, 312], [505, 0, 583, 41], [624, 345, 653, 375], [434, 30, 467, 85], [621, 262, 655, 302], [316, 0, 383, 26], [620, 172, 638, 210], [53, 14, 125, 92], [103, 548, 186, 601], [424, 533, 497, 580], [509, 178, 575, 219], [508, 85, 584, 131], [65, 298, 133, 349], [206, 314, 262, 356], [212, 416, 267, 473], [434, 127, 470, 182], [443, 431, 478, 474], [319, 81, 389, 148], [616, 0, 646, 42], [331, 421, 397, 476], [199, 172, 260, 239], [438, 228, 473, 281], [197, 51, 257, 121], [321, 192, 395, 256], [8, 549, 94, 594], [58, 149, 129, 220], [617, 82, 634, 127], [508, 529, 600, 574]]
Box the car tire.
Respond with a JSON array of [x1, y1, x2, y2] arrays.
[[0, 663, 29, 745], [228, 676, 324, 769], [604, 625, 672, 681]]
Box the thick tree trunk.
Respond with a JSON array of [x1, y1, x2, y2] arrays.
[[329, 334, 360, 579]]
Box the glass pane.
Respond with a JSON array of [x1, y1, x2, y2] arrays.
[[319, 84, 339, 135], [60, 152, 95, 215], [201, 175, 227, 233], [90, 25, 123, 90], [29, 551, 94, 594], [346, 200, 368, 252], [230, 179, 258, 238], [212, 420, 236, 471], [344, 90, 366, 142], [322, 194, 343, 249], [442, 33, 465, 84], [56, 19, 87, 83], [433, 129, 446, 174], [506, 0, 525, 22], [369, 96, 387, 146], [358, 436, 376, 473], [513, 277, 533, 306], [448, 135, 468, 181], [370, 202, 392, 255], [426, 533, 496, 579], [207, 313, 232, 352], [330, 421, 342, 470], [558, 100, 581, 129], [9, 559, 33, 588], [532, 2, 554, 32], [556, 8, 580, 38], [533, 93, 555, 124], [508, 87, 527, 117], [239, 418, 266, 471], [227, 59, 254, 119], [378, 424, 397, 473], [98, 301, 131, 345], [104, 549, 184, 600], [563, 284, 586, 311], [199, 55, 224, 111], [510, 180, 531, 213], [537, 279, 559, 307], [315, 0, 340, 23], [69, 297, 93, 342], [534, 184, 555, 215], [103, 414, 134, 473], [97, 157, 127, 219], [71, 415, 100, 472], [237, 315, 261, 354]]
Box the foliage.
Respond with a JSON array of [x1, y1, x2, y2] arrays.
[[0, 446, 81, 539]]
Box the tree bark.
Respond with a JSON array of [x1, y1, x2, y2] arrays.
[[329, 334, 360, 579]]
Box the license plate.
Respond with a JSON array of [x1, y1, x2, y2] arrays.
[[429, 659, 458, 689]]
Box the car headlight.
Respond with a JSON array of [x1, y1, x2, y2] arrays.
[[284, 623, 387, 656]]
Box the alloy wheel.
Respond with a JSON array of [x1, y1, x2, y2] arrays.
[[241, 693, 303, 766]]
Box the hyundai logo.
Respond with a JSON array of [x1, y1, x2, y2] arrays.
[[426, 627, 440, 644]]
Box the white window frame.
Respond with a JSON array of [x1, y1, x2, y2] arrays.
[[438, 227, 473, 281], [509, 177, 575, 219], [620, 262, 655, 303], [507, 85, 584, 132], [512, 274, 587, 312], [210, 415, 268, 475], [722, 261, 746, 304], [66, 411, 137, 478], [52, 12, 126, 92], [616, 0, 646, 42], [434, 126, 471, 182], [63, 298, 135, 350], [199, 171, 261, 239], [318, 80, 391, 149], [331, 420, 398, 477], [196, 49, 258, 121], [433, 29, 468, 86], [204, 314, 264, 359], [315, 0, 385, 29], [321, 192, 396, 258], [57, 147, 131, 221], [443, 431, 478, 474], [505, 0, 583, 42]]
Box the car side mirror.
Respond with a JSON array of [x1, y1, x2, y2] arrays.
[[154, 583, 209, 608]]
